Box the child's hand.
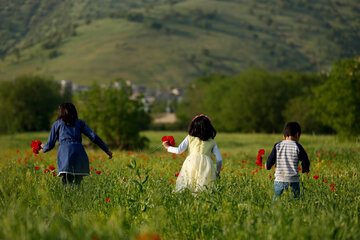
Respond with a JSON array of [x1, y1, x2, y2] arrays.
[[107, 151, 113, 159], [162, 141, 170, 149]]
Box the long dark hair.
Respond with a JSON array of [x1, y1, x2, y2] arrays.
[[56, 102, 78, 125], [188, 115, 216, 141]]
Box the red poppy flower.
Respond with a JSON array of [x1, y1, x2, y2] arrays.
[[298, 166, 302, 171], [52, 172, 56, 176], [331, 187, 335, 191], [269, 175, 272, 178], [317, 153, 321, 157], [35, 166, 40, 170], [258, 149, 265, 155], [44, 169, 49, 173], [255, 149, 265, 167], [251, 171, 255, 175], [96, 171, 101, 175], [31, 140, 42, 154], [221, 167, 224, 171], [162, 136, 175, 146], [106, 198, 110, 203], [330, 183, 336, 187], [122, 178, 126, 182], [169, 179, 174, 183], [175, 172, 179, 177], [322, 178, 327, 183], [49, 165, 56, 171], [90, 166, 94, 170], [313, 175, 319, 179]]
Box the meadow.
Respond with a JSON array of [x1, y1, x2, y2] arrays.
[[0, 131, 359, 239]]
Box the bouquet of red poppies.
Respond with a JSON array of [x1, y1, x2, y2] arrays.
[[31, 140, 42, 154], [255, 149, 265, 167], [162, 136, 175, 147]]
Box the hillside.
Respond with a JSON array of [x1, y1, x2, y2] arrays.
[[0, 0, 360, 87]]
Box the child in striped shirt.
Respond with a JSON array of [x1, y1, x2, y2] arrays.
[[266, 122, 310, 199]]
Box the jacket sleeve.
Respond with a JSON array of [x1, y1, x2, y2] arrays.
[[212, 143, 222, 173], [266, 144, 277, 170], [297, 143, 310, 173], [42, 122, 58, 153], [167, 136, 189, 154], [81, 121, 109, 154]]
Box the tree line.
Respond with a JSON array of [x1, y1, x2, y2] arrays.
[[177, 57, 360, 137], [0, 57, 359, 146]]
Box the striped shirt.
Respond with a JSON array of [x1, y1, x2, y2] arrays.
[[266, 140, 310, 182]]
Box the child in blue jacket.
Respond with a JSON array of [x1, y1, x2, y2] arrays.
[[41, 102, 112, 186]]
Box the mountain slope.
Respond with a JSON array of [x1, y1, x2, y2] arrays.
[[0, 0, 359, 87]]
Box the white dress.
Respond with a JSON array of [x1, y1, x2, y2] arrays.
[[167, 135, 222, 192]]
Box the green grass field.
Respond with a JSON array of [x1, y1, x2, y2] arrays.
[[0, 131, 359, 239]]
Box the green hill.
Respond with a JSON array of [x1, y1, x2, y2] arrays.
[[0, 0, 360, 87]]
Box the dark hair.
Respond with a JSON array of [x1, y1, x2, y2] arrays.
[[283, 122, 301, 137], [188, 115, 216, 141], [56, 102, 78, 125]]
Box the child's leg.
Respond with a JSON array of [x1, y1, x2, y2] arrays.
[[273, 181, 288, 200], [74, 175, 83, 185], [290, 182, 300, 198], [61, 173, 75, 186]]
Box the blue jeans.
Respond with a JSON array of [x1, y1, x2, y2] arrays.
[[274, 181, 300, 199]]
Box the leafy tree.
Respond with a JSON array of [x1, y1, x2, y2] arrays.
[[0, 75, 63, 134], [314, 57, 360, 136], [74, 82, 150, 149]]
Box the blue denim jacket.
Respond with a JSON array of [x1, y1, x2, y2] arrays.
[[43, 119, 109, 176]]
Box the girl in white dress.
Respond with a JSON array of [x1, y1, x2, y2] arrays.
[[162, 114, 222, 192]]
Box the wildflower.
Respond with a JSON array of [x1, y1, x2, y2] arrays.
[[44, 169, 49, 173], [35, 166, 40, 170], [333, 153, 336, 158], [169, 179, 174, 183], [331, 187, 335, 192], [52, 172, 56, 176], [269, 175, 272, 179], [221, 167, 224, 171], [90, 166, 94, 170], [96, 171, 101, 175], [122, 178, 126, 182], [317, 153, 321, 157], [49, 165, 56, 171], [313, 175, 319, 179], [251, 171, 255, 175], [175, 172, 179, 177], [161, 136, 175, 146], [106, 198, 110, 203], [330, 183, 336, 188], [322, 178, 327, 183], [298, 166, 302, 171]]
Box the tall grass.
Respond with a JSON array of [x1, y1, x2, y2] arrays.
[[0, 132, 359, 239]]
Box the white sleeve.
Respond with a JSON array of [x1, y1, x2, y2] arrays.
[[167, 136, 189, 154], [212, 142, 222, 173]]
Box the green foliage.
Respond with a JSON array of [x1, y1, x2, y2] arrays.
[[314, 57, 360, 136], [0, 75, 64, 134], [74, 82, 151, 149], [178, 69, 328, 133]]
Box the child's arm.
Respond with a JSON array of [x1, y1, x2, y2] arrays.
[[81, 120, 112, 159], [212, 143, 222, 175], [42, 122, 59, 153], [297, 143, 310, 173], [266, 144, 277, 170], [164, 136, 189, 154]]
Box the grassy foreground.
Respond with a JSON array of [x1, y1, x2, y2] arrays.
[[0, 131, 359, 239]]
